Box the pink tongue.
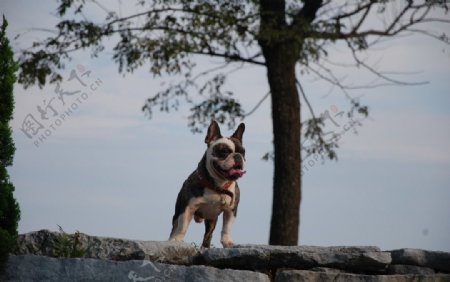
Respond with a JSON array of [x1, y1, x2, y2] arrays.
[[228, 169, 246, 177]]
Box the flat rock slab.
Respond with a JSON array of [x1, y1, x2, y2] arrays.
[[387, 264, 435, 275], [275, 270, 450, 282], [199, 244, 392, 273], [390, 248, 450, 273], [1, 255, 270, 282], [16, 230, 198, 264], [14, 230, 450, 279]]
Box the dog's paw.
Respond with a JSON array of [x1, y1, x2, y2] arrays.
[[169, 236, 184, 242], [220, 235, 234, 248], [221, 239, 234, 248]]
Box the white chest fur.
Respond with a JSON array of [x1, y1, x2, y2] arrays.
[[189, 182, 236, 220]]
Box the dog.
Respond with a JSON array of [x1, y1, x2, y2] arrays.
[[169, 120, 246, 248]]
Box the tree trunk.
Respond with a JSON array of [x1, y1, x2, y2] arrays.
[[261, 44, 301, 246], [258, 0, 321, 246], [259, 0, 301, 246]]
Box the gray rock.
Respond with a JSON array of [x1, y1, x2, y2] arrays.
[[13, 230, 450, 280], [310, 267, 342, 273], [275, 269, 450, 282], [199, 245, 391, 273], [15, 230, 198, 264], [15, 229, 59, 257], [237, 244, 382, 253], [136, 241, 199, 265], [390, 249, 450, 273], [388, 264, 435, 275], [1, 255, 271, 282]]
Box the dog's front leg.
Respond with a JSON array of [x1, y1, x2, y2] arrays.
[[201, 218, 218, 249], [169, 207, 195, 242], [220, 210, 235, 248]]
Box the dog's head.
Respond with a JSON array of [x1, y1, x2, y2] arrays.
[[204, 121, 246, 182]]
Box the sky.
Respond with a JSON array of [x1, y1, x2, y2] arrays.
[[2, 1, 450, 251]]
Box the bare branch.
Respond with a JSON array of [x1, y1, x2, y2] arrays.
[[91, 0, 113, 15], [106, 7, 259, 28], [344, 38, 429, 86], [331, 1, 374, 22], [385, 2, 413, 34], [243, 91, 270, 117], [296, 0, 324, 24], [190, 50, 265, 66], [351, 3, 372, 34], [407, 28, 450, 45], [296, 78, 317, 120], [311, 2, 450, 41]]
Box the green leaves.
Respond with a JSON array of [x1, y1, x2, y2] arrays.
[[0, 16, 18, 123], [0, 15, 17, 169], [0, 124, 15, 167], [54, 226, 87, 258], [142, 73, 245, 133], [188, 92, 244, 133], [57, 0, 85, 17], [0, 16, 20, 272], [303, 117, 339, 161], [18, 51, 63, 88], [15, 0, 448, 152], [349, 99, 369, 119]]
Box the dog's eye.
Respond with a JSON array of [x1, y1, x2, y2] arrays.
[[219, 148, 231, 157], [214, 147, 231, 158], [236, 148, 245, 156]]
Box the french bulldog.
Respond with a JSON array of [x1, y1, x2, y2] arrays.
[[169, 120, 246, 248]]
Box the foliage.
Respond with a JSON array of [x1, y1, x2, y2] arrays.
[[53, 225, 87, 258], [0, 15, 20, 272], [17, 0, 450, 151]]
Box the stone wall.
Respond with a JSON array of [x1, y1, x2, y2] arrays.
[[2, 230, 449, 281]]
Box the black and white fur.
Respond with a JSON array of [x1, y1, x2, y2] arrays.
[[169, 121, 246, 248]]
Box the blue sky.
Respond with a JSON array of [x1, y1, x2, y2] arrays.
[[2, 1, 450, 251]]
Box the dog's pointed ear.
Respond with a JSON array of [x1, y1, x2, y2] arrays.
[[231, 123, 245, 143], [205, 120, 222, 145]]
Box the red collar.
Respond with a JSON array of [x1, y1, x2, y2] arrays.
[[223, 181, 234, 190], [196, 169, 234, 200]]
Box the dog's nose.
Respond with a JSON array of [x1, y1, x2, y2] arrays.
[[234, 154, 243, 164]]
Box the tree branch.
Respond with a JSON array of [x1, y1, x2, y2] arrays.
[[310, 2, 450, 41], [190, 50, 265, 66], [296, 0, 324, 24], [296, 78, 317, 120], [351, 3, 372, 34], [330, 1, 374, 21], [344, 38, 428, 86], [243, 91, 270, 117]]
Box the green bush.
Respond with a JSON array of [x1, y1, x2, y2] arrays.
[[54, 226, 87, 258], [0, 15, 21, 272]]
